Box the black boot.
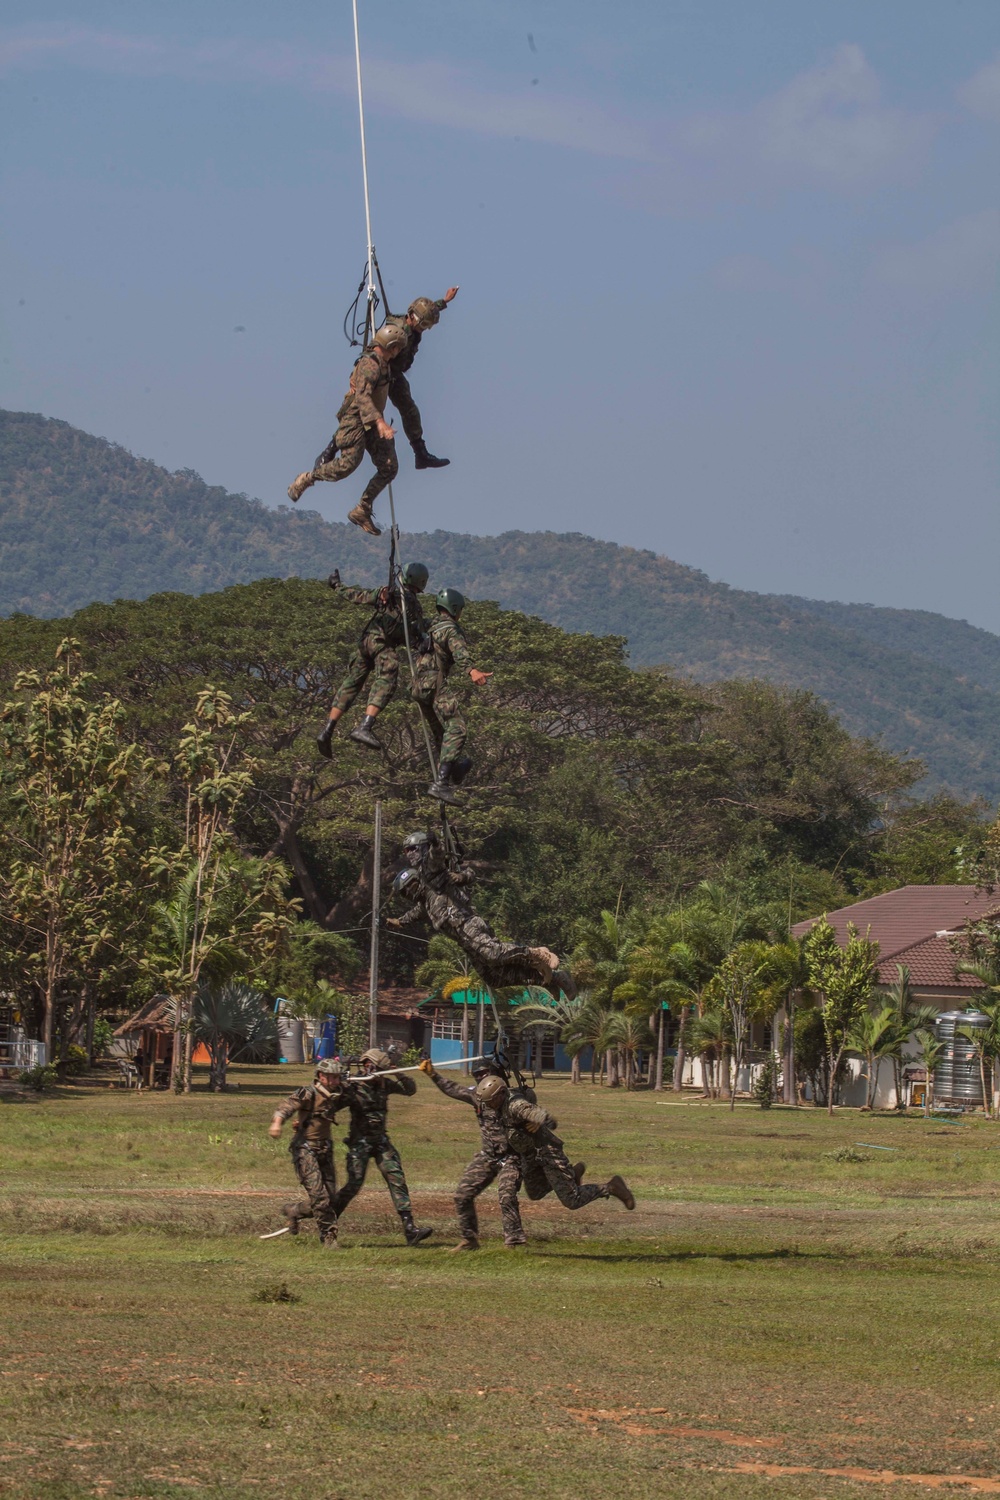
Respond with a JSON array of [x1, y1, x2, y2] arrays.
[[427, 760, 457, 803], [413, 440, 450, 470], [317, 719, 336, 759], [549, 967, 576, 1002], [350, 715, 381, 750], [314, 434, 339, 469], [400, 1212, 433, 1247]]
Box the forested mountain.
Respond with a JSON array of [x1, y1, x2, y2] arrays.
[[3, 408, 1000, 801]]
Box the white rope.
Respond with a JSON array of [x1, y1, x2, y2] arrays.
[[351, 0, 378, 341]]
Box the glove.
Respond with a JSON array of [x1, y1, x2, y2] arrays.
[[385, 916, 402, 930], [418, 1058, 434, 1076], [327, 569, 341, 591]]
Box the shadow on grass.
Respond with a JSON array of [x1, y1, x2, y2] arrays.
[[534, 1246, 840, 1265]]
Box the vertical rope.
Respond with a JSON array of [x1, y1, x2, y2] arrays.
[[351, 0, 378, 344]]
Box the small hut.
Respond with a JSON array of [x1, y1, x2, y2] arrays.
[[114, 996, 174, 1088]]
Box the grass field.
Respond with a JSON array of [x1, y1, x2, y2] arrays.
[[3, 1067, 1000, 1500]]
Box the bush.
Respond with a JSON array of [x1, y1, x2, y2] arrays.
[[92, 1018, 115, 1057], [61, 1044, 89, 1076], [753, 1055, 778, 1109], [18, 1064, 58, 1092], [251, 1282, 301, 1304], [399, 1044, 423, 1067]]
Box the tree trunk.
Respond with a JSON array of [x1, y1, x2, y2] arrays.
[[979, 1052, 990, 1118], [325, 850, 375, 930], [673, 1006, 688, 1093], [274, 824, 328, 925], [476, 992, 485, 1059], [183, 1018, 194, 1092], [85, 990, 95, 1066], [571, 1053, 580, 1085], [782, 999, 796, 1105], [654, 1007, 665, 1092], [827, 1048, 837, 1115], [461, 1001, 469, 1067]]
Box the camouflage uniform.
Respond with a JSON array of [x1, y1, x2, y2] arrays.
[[394, 874, 546, 992], [333, 1073, 418, 1220], [273, 1080, 353, 1242], [428, 1067, 525, 1242], [312, 351, 398, 505], [331, 584, 427, 715], [384, 301, 447, 449], [500, 1097, 609, 1211], [410, 614, 475, 763]]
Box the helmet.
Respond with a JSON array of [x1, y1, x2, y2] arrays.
[[475, 1075, 508, 1109], [435, 588, 466, 619], [470, 1059, 494, 1079], [374, 323, 407, 353], [403, 830, 435, 851], [408, 296, 441, 329], [360, 1047, 391, 1070], [392, 867, 421, 899], [402, 562, 429, 591], [316, 1059, 343, 1077]]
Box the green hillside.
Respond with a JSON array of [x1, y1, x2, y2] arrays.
[[3, 408, 1000, 801]]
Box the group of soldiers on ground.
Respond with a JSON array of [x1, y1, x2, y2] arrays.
[[269, 1046, 635, 1251]]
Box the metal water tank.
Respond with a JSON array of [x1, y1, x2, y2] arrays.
[[933, 1010, 990, 1106]]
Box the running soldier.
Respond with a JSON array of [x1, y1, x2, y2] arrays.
[[387, 830, 575, 1002], [333, 1048, 433, 1246], [383, 289, 459, 470], [317, 562, 430, 757], [268, 1058, 352, 1247], [418, 1057, 526, 1250], [410, 588, 491, 803], [286, 322, 407, 534], [475, 1074, 636, 1215]]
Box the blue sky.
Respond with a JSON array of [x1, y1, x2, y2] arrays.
[[2, 1, 998, 627]]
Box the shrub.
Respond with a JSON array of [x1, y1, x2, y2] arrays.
[[753, 1055, 778, 1109], [61, 1044, 89, 1076], [251, 1282, 301, 1304], [18, 1064, 58, 1092], [92, 1018, 115, 1057]]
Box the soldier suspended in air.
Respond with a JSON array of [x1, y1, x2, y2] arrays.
[[287, 322, 407, 534], [317, 562, 429, 758], [382, 289, 459, 470], [417, 1056, 528, 1250], [474, 1074, 636, 1216], [387, 830, 574, 1002], [332, 1048, 433, 1247], [411, 588, 491, 803]]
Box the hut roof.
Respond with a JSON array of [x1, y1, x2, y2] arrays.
[[115, 995, 173, 1036]]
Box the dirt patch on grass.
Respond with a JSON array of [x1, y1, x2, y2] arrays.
[[731, 1461, 1000, 1493], [566, 1408, 783, 1447]]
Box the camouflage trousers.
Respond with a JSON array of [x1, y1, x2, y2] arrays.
[[332, 639, 400, 714], [454, 1149, 524, 1241], [388, 373, 424, 448], [333, 1134, 411, 1219], [312, 410, 398, 508], [289, 1140, 339, 1242], [519, 1143, 609, 1211], [447, 916, 542, 992], [411, 686, 467, 763]]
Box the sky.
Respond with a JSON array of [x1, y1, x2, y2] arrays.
[[2, 1, 999, 628]]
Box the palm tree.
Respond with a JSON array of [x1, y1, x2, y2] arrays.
[[516, 993, 587, 1081], [846, 1004, 898, 1110], [883, 965, 939, 1110], [690, 1009, 730, 1099], [913, 1029, 945, 1117], [173, 981, 277, 1091]]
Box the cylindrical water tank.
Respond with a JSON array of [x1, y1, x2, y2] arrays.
[[276, 1003, 305, 1065], [933, 1010, 990, 1106]]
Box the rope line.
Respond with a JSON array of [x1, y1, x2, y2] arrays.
[[351, 0, 378, 346]]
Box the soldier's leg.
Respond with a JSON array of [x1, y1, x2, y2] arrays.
[[313, 416, 366, 485], [519, 1154, 554, 1202], [427, 693, 469, 803], [388, 373, 424, 448], [358, 431, 399, 507], [330, 649, 374, 719], [372, 1139, 412, 1216], [332, 1139, 371, 1219], [365, 647, 400, 714], [453, 1150, 499, 1244], [535, 1144, 611, 1210], [496, 1155, 527, 1245], [411, 689, 444, 756], [291, 1143, 339, 1242]]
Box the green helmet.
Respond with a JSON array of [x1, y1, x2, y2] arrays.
[[316, 1058, 343, 1077], [403, 830, 436, 851], [408, 296, 441, 329], [436, 588, 466, 618], [402, 562, 429, 591], [373, 323, 407, 353], [360, 1048, 391, 1071], [475, 1075, 508, 1109]]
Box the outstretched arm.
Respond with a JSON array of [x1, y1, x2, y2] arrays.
[[419, 1058, 476, 1104]]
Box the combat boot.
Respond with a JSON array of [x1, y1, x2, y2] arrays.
[[350, 715, 381, 750], [451, 755, 473, 785], [503, 1232, 527, 1249], [413, 440, 449, 470], [287, 471, 316, 504], [317, 719, 336, 759], [528, 946, 560, 979], [606, 1174, 636, 1210], [347, 502, 382, 536], [450, 1236, 479, 1252], [549, 967, 577, 1002], [572, 1162, 586, 1185], [321, 1232, 342, 1249], [427, 761, 457, 804], [282, 1202, 302, 1235], [400, 1212, 433, 1247]]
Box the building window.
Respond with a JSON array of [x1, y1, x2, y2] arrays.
[[431, 1015, 464, 1041]]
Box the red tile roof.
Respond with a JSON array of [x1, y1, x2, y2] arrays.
[[791, 885, 1000, 993]]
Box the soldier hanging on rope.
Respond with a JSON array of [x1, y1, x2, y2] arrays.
[[387, 830, 575, 1002], [380, 290, 458, 470], [317, 562, 430, 757], [332, 1048, 433, 1247], [418, 1056, 528, 1250], [268, 1058, 353, 1247], [410, 588, 491, 804], [475, 1074, 636, 1217], [287, 322, 406, 534]]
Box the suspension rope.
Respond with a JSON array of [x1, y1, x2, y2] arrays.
[[351, 0, 378, 348]]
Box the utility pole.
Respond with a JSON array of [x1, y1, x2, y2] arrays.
[[368, 800, 382, 1048]]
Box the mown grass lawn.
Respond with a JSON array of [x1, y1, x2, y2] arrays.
[[2, 1067, 1000, 1499]]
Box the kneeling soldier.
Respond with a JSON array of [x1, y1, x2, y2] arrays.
[[269, 1058, 351, 1247], [475, 1075, 635, 1215], [333, 1048, 433, 1247]]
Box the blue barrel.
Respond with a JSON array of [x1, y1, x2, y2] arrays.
[[312, 1016, 338, 1060]]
